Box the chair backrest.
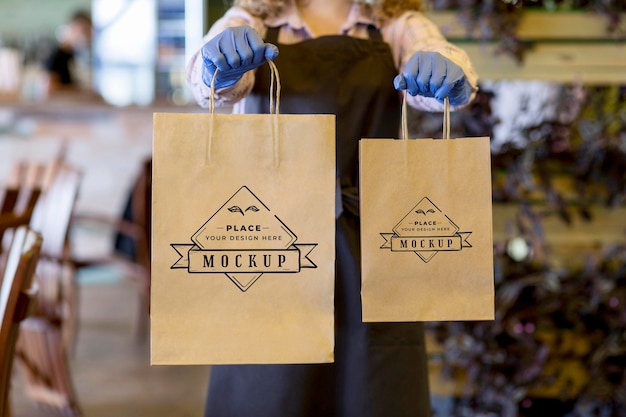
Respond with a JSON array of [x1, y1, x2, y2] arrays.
[[28, 164, 81, 262], [0, 163, 44, 253], [4, 160, 82, 347], [1, 156, 83, 416], [3, 159, 81, 262], [0, 226, 42, 416]]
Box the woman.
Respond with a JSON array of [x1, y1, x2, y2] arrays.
[[45, 9, 93, 95], [186, 1, 478, 416]]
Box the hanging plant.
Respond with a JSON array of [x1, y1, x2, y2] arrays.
[[574, 85, 626, 209], [429, 221, 626, 416], [482, 84, 626, 222], [418, 73, 626, 417]]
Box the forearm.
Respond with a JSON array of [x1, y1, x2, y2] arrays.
[[385, 11, 479, 111]]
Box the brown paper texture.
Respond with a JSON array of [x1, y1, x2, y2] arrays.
[[360, 137, 494, 322], [152, 112, 336, 364]]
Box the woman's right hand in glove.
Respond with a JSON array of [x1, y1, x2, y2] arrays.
[[202, 25, 279, 89]]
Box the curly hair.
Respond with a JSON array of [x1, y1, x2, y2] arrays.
[[232, 0, 424, 20]]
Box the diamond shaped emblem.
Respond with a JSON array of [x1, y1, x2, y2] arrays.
[[171, 186, 318, 292], [393, 197, 459, 238], [192, 186, 296, 251]]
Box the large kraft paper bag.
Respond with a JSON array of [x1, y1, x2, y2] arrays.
[[151, 82, 336, 364], [360, 100, 494, 322]]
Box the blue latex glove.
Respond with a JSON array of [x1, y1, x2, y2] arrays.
[[394, 51, 472, 106], [201, 26, 279, 89]]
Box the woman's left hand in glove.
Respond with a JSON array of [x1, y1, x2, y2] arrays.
[[394, 51, 472, 106]]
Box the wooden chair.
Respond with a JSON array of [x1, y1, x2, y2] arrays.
[[113, 157, 151, 341], [6, 159, 83, 416], [71, 157, 151, 342], [0, 162, 47, 255], [28, 161, 82, 352], [0, 164, 47, 323], [0, 226, 42, 417], [15, 305, 81, 417], [6, 156, 150, 415], [7, 158, 81, 352]]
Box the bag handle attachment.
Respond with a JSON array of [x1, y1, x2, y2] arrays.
[[401, 92, 451, 140]]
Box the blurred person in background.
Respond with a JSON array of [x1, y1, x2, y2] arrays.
[[44, 9, 96, 97]]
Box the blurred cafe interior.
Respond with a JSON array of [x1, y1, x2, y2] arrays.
[[0, 0, 625, 416]]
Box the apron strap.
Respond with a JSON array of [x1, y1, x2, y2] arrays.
[[265, 26, 280, 43], [366, 25, 383, 41]]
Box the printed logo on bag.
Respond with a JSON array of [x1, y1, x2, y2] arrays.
[[380, 197, 472, 263], [170, 186, 317, 292]]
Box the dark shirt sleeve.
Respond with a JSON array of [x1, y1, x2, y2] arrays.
[[45, 47, 75, 85]]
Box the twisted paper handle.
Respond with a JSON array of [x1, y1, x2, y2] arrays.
[[401, 92, 450, 140], [207, 59, 282, 165], [209, 58, 280, 114]]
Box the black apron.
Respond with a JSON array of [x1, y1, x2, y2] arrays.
[[204, 26, 431, 417]]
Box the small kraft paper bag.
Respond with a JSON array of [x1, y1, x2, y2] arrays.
[[151, 61, 336, 364], [360, 97, 494, 322]]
